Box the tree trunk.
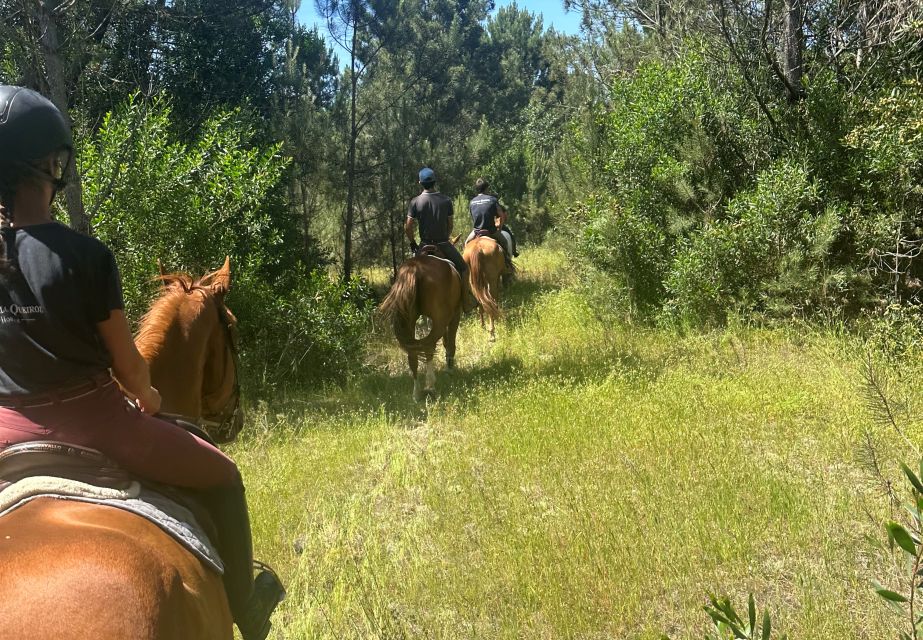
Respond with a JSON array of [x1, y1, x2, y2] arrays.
[[342, 21, 358, 281], [36, 0, 89, 234], [856, 0, 868, 69], [782, 0, 804, 101]]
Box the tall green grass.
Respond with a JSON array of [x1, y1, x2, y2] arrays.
[[231, 247, 918, 639]]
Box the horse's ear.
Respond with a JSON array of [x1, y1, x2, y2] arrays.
[[157, 259, 167, 278], [208, 256, 232, 296], [451, 234, 461, 246]]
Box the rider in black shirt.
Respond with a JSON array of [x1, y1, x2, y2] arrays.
[[467, 178, 516, 267], [405, 168, 477, 312]]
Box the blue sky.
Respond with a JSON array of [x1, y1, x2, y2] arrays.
[[296, 1, 583, 61]]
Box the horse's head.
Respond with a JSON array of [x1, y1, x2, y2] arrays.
[[137, 257, 243, 444]]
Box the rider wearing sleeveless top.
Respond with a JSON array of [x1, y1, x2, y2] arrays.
[[0, 86, 282, 640], [405, 167, 477, 312], [466, 178, 516, 266]]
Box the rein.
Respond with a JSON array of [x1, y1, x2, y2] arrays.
[[200, 300, 242, 442]]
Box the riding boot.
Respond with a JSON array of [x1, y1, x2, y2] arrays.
[[201, 484, 285, 640]]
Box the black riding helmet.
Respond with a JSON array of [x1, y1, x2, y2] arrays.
[[0, 85, 72, 186]]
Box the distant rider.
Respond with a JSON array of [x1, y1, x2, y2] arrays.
[[405, 167, 477, 312], [404, 167, 477, 313], [466, 178, 517, 267]]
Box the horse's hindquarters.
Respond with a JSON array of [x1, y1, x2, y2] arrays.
[[0, 499, 232, 640]]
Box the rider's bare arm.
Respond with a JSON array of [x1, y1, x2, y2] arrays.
[[96, 310, 162, 414], [497, 205, 508, 227], [404, 216, 417, 243]]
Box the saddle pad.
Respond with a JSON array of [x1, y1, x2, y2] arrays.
[[0, 476, 223, 574], [423, 254, 459, 277]]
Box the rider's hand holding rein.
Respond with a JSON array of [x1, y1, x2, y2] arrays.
[[97, 312, 162, 414]]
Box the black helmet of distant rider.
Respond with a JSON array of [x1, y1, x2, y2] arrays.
[[0, 85, 73, 191]]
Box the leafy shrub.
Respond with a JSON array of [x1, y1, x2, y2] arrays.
[[233, 270, 375, 388], [843, 80, 923, 302], [871, 461, 923, 640], [663, 160, 852, 325], [864, 303, 923, 363], [79, 93, 287, 320], [78, 93, 375, 390], [568, 194, 668, 315]]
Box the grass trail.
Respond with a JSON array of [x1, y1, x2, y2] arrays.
[[231, 247, 918, 639]]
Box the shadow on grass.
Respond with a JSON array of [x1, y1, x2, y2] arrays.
[[501, 267, 559, 313]]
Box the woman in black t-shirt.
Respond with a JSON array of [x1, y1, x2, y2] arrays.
[[0, 86, 281, 640]]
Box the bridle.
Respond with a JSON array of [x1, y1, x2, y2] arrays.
[[198, 300, 242, 443]]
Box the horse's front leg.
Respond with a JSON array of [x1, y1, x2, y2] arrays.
[[444, 311, 460, 370]]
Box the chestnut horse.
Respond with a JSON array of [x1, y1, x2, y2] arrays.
[[138, 257, 243, 443], [0, 260, 241, 640], [463, 237, 506, 341], [380, 255, 462, 401]]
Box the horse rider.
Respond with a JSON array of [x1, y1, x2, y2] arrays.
[[466, 178, 517, 268], [405, 167, 477, 312], [0, 86, 283, 640]]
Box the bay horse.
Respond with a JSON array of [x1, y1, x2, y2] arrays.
[[380, 254, 462, 401], [0, 259, 242, 640], [463, 236, 506, 341]]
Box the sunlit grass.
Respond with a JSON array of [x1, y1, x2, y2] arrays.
[[230, 246, 918, 639]]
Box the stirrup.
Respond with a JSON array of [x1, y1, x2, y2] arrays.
[[253, 559, 285, 600], [237, 561, 286, 640]]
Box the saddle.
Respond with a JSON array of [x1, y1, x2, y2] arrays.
[[417, 244, 445, 258], [0, 441, 131, 493], [0, 418, 220, 546]]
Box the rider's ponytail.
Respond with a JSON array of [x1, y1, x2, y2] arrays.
[[0, 165, 22, 276]]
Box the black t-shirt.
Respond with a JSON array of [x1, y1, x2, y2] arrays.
[[0, 222, 124, 395], [407, 191, 453, 243], [469, 194, 500, 232]]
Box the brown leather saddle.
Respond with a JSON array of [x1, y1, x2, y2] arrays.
[[417, 244, 445, 258]]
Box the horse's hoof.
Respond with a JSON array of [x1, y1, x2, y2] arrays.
[[446, 358, 455, 370], [489, 334, 497, 343], [425, 389, 438, 400]]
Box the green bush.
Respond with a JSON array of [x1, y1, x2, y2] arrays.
[[234, 270, 375, 388], [864, 303, 923, 363], [664, 161, 842, 324], [569, 194, 668, 315], [79, 93, 287, 320], [78, 93, 375, 390]]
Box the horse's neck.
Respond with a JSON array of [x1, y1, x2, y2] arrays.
[[144, 299, 215, 418]]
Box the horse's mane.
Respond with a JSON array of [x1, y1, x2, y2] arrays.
[[135, 273, 211, 361]]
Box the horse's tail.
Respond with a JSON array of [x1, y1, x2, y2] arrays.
[[469, 244, 500, 320], [380, 260, 423, 351]]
